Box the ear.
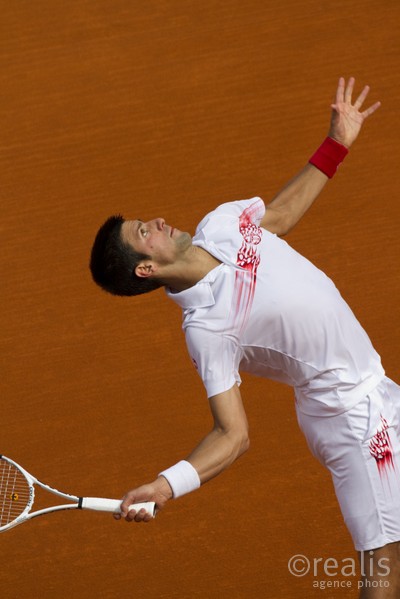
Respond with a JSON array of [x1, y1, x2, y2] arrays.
[[134, 262, 157, 279]]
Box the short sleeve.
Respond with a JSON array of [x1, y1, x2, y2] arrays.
[[185, 326, 242, 398], [195, 197, 265, 237]]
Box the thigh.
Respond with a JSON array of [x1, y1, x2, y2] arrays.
[[296, 378, 400, 551], [358, 541, 400, 598]]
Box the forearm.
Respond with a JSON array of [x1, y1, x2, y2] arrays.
[[264, 163, 328, 236], [262, 134, 349, 235], [185, 426, 250, 484]]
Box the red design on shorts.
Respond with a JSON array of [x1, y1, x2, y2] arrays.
[[369, 415, 395, 478], [232, 204, 263, 332]]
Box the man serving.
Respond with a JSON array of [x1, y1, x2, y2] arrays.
[[90, 78, 400, 597]]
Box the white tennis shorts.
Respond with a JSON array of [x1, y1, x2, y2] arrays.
[[296, 377, 400, 551]]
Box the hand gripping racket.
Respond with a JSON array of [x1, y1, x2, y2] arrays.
[[0, 455, 156, 532]]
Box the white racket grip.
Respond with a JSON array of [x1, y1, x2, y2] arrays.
[[80, 497, 156, 517]]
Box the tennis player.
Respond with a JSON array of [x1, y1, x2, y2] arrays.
[[90, 78, 400, 597]]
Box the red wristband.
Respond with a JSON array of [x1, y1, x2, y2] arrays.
[[309, 137, 349, 178]]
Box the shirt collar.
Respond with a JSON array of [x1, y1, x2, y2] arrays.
[[165, 265, 221, 310]]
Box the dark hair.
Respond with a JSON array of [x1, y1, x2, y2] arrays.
[[89, 215, 163, 296]]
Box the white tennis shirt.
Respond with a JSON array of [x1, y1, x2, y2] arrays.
[[166, 198, 385, 416]]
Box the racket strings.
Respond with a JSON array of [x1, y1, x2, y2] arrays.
[[0, 459, 30, 526]]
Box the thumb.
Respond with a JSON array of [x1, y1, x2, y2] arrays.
[[120, 493, 137, 517]]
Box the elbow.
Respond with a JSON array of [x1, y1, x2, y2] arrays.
[[275, 214, 293, 237], [241, 434, 250, 455], [214, 426, 250, 461], [262, 207, 292, 237], [222, 423, 249, 457], [221, 428, 249, 463], [235, 430, 250, 457]]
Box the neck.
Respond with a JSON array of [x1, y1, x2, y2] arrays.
[[163, 247, 221, 292]]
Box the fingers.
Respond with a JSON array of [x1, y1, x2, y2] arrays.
[[344, 76, 355, 103], [335, 76, 345, 104], [116, 507, 151, 522], [114, 505, 153, 523], [126, 507, 153, 523], [354, 84, 370, 110], [334, 76, 380, 117], [116, 486, 156, 523], [335, 75, 354, 104], [352, 82, 381, 118], [362, 100, 381, 119], [120, 495, 135, 517]]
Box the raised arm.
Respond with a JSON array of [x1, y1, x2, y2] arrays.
[[116, 384, 249, 522], [262, 77, 381, 236]]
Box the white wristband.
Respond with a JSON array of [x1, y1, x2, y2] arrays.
[[158, 460, 200, 498]]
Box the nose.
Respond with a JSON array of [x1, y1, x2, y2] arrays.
[[153, 218, 165, 230]]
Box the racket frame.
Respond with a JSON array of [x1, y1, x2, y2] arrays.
[[0, 455, 155, 532]]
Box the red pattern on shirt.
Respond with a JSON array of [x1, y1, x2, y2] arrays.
[[232, 204, 263, 333], [369, 415, 395, 479]]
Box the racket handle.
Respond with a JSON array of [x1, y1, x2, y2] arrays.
[[80, 497, 156, 517]]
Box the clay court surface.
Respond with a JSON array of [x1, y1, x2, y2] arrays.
[[1, 1, 399, 597]]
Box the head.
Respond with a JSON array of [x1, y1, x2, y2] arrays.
[[89, 215, 162, 296], [90, 215, 192, 296]]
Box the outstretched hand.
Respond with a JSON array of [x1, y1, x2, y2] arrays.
[[329, 77, 381, 148]]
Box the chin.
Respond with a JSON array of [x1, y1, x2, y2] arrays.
[[177, 231, 192, 247]]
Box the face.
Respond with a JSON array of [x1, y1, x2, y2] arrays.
[[120, 217, 192, 274]]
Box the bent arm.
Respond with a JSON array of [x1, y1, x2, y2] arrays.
[[118, 385, 249, 521], [185, 384, 249, 483]]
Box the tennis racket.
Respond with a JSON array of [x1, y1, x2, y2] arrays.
[[0, 454, 156, 532]]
